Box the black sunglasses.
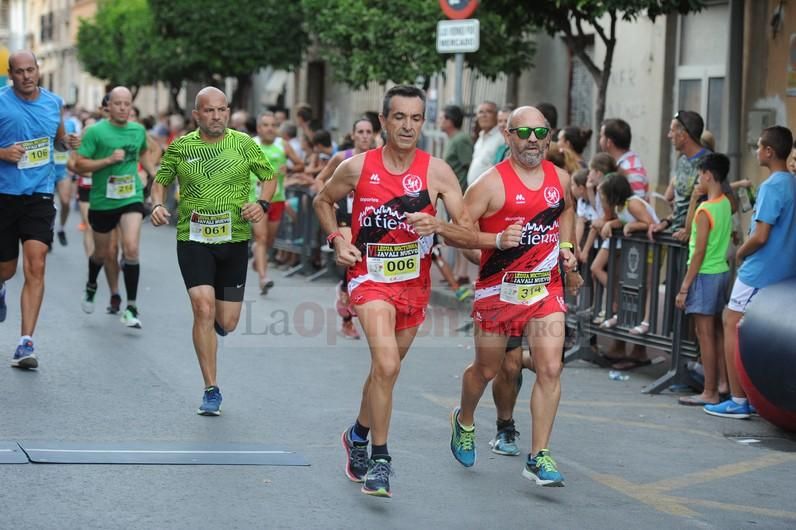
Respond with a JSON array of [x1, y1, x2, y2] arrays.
[[508, 126, 550, 140]]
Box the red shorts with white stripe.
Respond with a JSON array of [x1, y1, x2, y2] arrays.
[[349, 284, 429, 331], [472, 293, 567, 336]]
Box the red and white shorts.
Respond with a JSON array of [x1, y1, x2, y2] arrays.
[[472, 293, 567, 336]]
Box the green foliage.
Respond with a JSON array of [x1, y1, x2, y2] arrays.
[[76, 0, 159, 90], [148, 0, 307, 84], [302, 0, 534, 89]]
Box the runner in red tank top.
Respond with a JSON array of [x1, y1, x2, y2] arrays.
[[450, 106, 583, 488], [313, 85, 505, 498]]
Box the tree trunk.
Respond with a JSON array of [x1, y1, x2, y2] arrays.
[[131, 86, 139, 101], [168, 81, 183, 115], [231, 74, 253, 112], [594, 13, 617, 132]]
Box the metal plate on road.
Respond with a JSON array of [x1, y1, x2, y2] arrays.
[[436, 19, 480, 54], [0, 441, 29, 464], [19, 441, 310, 466]]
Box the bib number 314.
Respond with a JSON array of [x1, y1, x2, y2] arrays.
[[499, 271, 551, 306]]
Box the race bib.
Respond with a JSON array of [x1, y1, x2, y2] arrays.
[[80, 176, 92, 187], [499, 271, 551, 306], [16, 137, 50, 169], [106, 175, 136, 199], [366, 241, 420, 283], [53, 150, 69, 165], [189, 211, 232, 243]]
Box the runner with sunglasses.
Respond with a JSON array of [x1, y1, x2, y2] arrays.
[[450, 106, 582, 487]]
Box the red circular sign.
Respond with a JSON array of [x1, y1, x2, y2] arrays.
[[439, 0, 479, 20]]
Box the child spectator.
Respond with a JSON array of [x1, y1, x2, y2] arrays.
[[705, 126, 796, 419], [591, 173, 658, 329], [558, 126, 591, 174], [675, 153, 733, 406], [570, 168, 597, 263]]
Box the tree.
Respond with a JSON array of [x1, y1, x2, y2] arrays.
[[149, 0, 308, 109], [76, 0, 160, 99], [301, 0, 535, 90], [491, 0, 705, 128]]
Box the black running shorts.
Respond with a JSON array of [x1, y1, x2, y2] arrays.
[[176, 240, 248, 302], [0, 193, 56, 262], [88, 202, 145, 234]]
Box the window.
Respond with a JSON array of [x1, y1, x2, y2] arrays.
[[40, 12, 54, 43], [674, 2, 728, 149]]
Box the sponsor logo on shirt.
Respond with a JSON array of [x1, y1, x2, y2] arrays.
[[358, 204, 418, 233], [369, 173, 380, 184], [520, 220, 560, 246], [544, 186, 561, 208], [515, 193, 526, 204], [402, 174, 422, 197]]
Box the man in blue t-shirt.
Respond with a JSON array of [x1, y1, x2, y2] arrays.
[[0, 50, 80, 369], [54, 106, 79, 247], [705, 126, 796, 419]]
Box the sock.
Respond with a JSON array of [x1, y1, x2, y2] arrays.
[[371, 444, 389, 460], [457, 412, 474, 431], [58, 220, 65, 231], [496, 418, 515, 432], [731, 396, 748, 406], [88, 257, 104, 285], [19, 335, 33, 346], [122, 261, 140, 302], [352, 420, 369, 442]]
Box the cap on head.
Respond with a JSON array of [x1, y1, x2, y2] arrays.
[[675, 110, 704, 144]]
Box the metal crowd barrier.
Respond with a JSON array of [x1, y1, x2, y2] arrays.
[[564, 229, 701, 394], [272, 185, 335, 282]]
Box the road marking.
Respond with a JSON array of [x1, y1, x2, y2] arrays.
[[422, 392, 796, 521], [25, 449, 293, 454]]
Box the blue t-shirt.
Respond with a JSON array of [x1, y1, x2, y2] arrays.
[[738, 171, 796, 288], [0, 86, 63, 195]]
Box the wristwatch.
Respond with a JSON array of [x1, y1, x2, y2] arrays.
[[257, 200, 271, 213]]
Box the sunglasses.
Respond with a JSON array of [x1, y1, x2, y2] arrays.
[[508, 126, 550, 140]]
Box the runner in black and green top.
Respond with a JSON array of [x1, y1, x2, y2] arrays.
[[150, 87, 274, 416], [74, 86, 157, 330]]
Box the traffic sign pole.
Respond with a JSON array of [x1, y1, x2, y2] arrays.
[[454, 53, 464, 105]]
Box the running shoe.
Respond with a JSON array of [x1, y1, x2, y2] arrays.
[[106, 294, 122, 314], [703, 399, 751, 419], [197, 386, 222, 416], [120, 306, 142, 329], [450, 407, 476, 467], [341, 427, 369, 482], [341, 319, 360, 340], [489, 427, 521, 456], [0, 282, 6, 323], [81, 282, 97, 314], [454, 285, 474, 302], [11, 339, 38, 369], [57, 230, 67, 246], [361, 458, 392, 498], [523, 449, 565, 487]]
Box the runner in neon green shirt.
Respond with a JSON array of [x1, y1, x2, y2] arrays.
[[150, 87, 274, 416]]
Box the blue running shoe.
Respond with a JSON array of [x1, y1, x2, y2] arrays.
[[489, 427, 521, 456], [341, 427, 369, 483], [450, 407, 476, 467], [0, 282, 6, 323], [197, 386, 222, 416], [361, 458, 392, 498], [11, 339, 38, 369], [523, 449, 565, 487], [704, 399, 750, 419]]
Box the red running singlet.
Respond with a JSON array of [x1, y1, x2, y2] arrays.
[[347, 147, 436, 329], [472, 159, 567, 335]]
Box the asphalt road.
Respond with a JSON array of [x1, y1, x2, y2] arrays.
[[1, 217, 794, 529]]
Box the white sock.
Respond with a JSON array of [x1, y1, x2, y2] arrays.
[[731, 396, 748, 406], [19, 335, 33, 346]]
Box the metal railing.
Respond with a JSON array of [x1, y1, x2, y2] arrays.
[[565, 229, 701, 394]]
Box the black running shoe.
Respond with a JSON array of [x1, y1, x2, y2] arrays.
[[57, 230, 67, 246], [107, 294, 122, 314], [361, 458, 393, 498], [341, 427, 369, 482]]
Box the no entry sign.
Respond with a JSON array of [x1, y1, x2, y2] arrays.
[[439, 0, 479, 20]]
